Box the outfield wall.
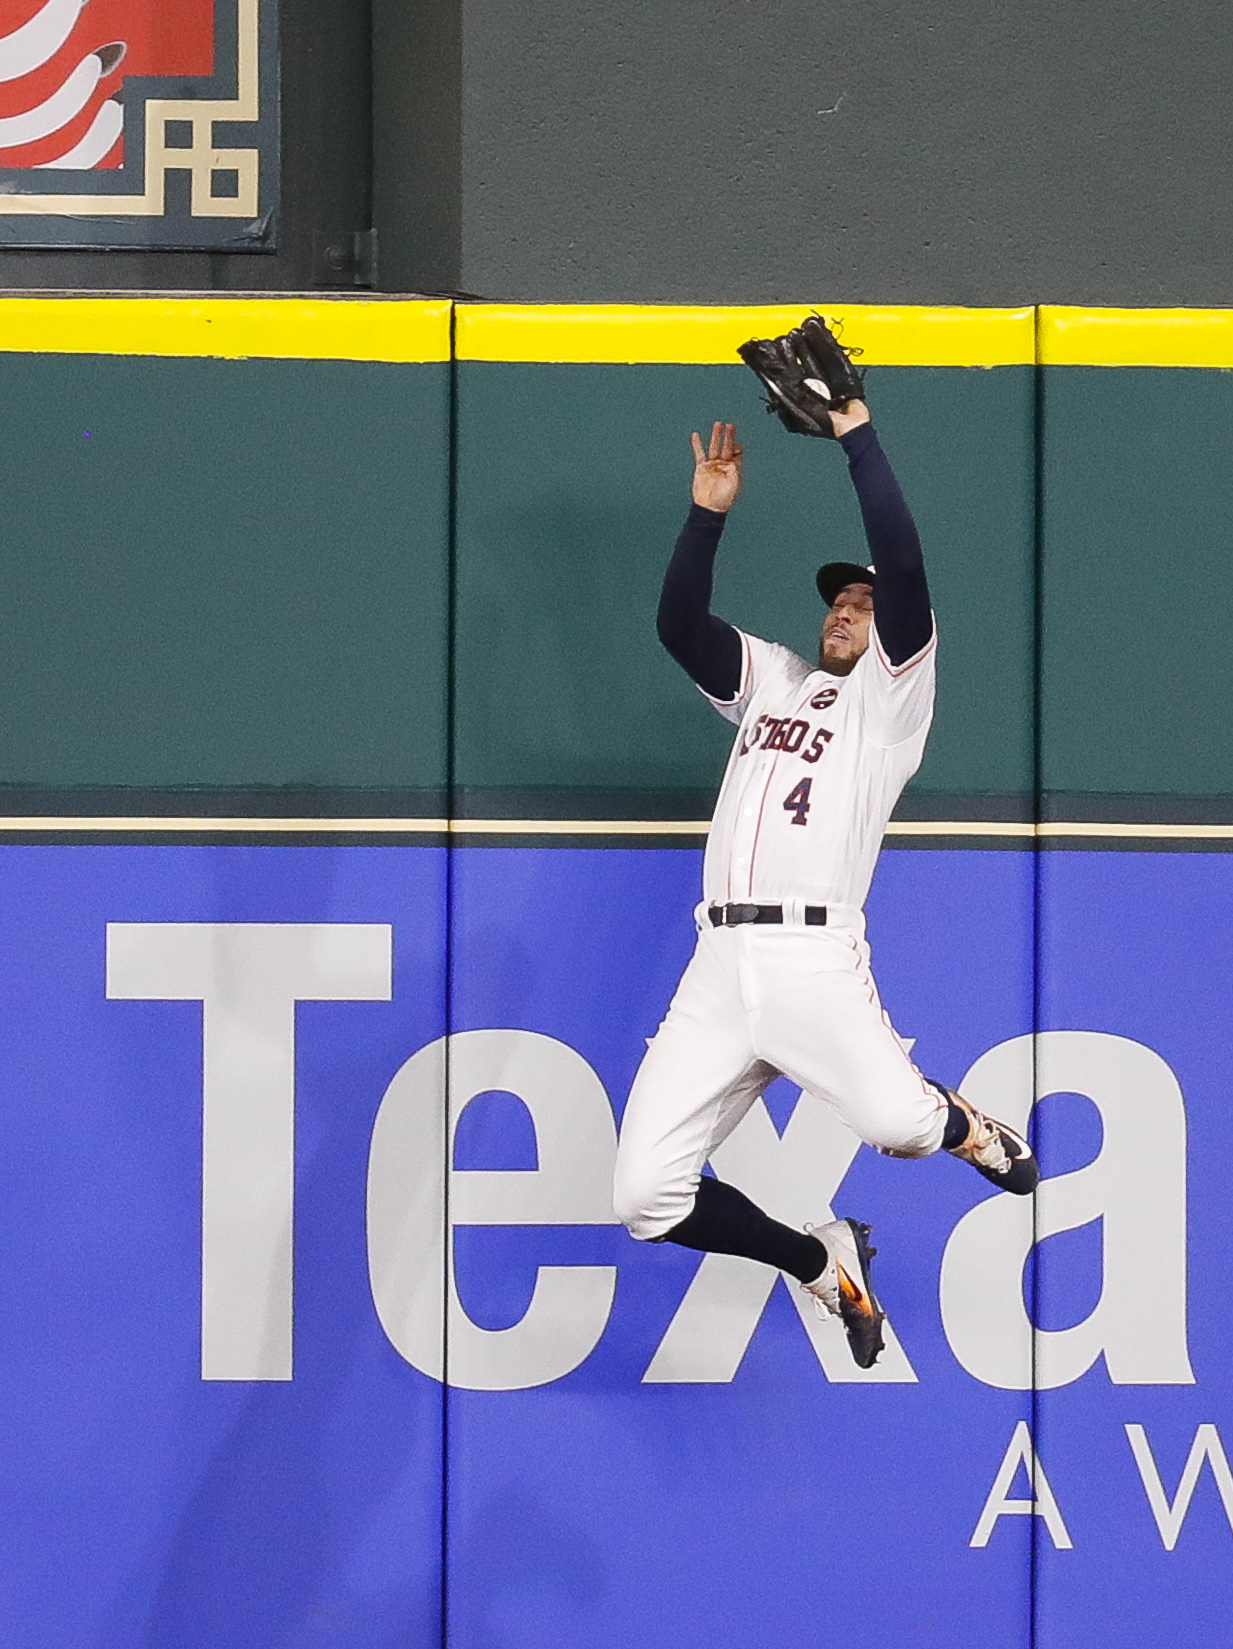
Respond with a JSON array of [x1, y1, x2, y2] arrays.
[[0, 297, 1228, 1649]]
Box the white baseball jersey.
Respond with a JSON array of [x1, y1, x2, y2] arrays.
[[700, 621, 937, 912]]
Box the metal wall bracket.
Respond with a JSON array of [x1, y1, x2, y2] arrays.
[[311, 228, 378, 288]]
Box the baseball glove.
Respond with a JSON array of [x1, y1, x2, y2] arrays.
[[737, 314, 865, 438]]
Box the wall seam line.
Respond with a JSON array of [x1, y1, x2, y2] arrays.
[[1030, 299, 1044, 1649], [442, 296, 459, 1649]]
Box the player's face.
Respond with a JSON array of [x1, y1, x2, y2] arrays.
[[818, 583, 874, 675]]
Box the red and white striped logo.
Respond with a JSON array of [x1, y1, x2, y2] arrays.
[[0, 0, 214, 171]]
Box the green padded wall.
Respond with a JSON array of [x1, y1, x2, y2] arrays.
[[1041, 366, 1233, 803], [0, 337, 449, 797], [4, 298, 1227, 827], [453, 362, 1035, 812]]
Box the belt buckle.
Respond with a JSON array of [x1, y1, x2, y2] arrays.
[[728, 903, 759, 926]]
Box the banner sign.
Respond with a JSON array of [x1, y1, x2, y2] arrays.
[[0, 842, 1229, 1646], [0, 0, 277, 248]]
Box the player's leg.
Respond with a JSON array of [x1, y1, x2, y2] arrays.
[[614, 932, 831, 1285], [615, 930, 886, 1366], [748, 928, 947, 1154], [752, 928, 1037, 1193]]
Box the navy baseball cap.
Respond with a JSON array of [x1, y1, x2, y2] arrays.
[[816, 561, 876, 606]]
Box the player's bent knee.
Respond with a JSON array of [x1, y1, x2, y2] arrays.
[[612, 1191, 661, 1242], [613, 1161, 693, 1241], [612, 1175, 665, 1241], [615, 1203, 663, 1242]]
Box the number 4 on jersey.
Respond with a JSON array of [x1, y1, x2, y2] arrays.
[[783, 777, 812, 826]]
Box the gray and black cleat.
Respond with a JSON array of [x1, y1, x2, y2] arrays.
[[801, 1216, 886, 1369], [941, 1086, 1040, 1196]]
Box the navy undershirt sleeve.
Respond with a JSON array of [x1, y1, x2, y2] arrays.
[[657, 425, 928, 693], [656, 503, 743, 701], [839, 423, 933, 667]]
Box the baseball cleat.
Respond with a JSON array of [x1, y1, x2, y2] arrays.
[[942, 1087, 1040, 1195], [801, 1217, 885, 1369]]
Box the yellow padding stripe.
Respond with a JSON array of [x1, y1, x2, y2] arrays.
[[455, 304, 1035, 366], [0, 297, 452, 363], [1041, 307, 1233, 368], [7, 298, 1232, 368]]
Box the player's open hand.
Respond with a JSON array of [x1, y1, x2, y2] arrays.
[[691, 422, 744, 513]]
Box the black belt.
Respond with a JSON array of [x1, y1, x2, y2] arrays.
[[708, 903, 827, 927]]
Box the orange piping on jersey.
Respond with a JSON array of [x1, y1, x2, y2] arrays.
[[745, 762, 774, 902], [731, 629, 751, 702], [858, 947, 940, 1112], [845, 933, 879, 1007], [871, 619, 938, 679], [881, 1002, 941, 1106]]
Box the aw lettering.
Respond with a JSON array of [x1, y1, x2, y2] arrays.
[[971, 1421, 1233, 1553], [107, 927, 1194, 1400]]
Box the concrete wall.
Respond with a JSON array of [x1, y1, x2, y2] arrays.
[[376, 0, 1233, 305]]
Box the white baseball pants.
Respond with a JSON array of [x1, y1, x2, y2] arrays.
[[614, 909, 948, 1240]]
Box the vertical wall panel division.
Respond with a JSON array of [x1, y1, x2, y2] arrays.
[[0, 299, 452, 1647], [1034, 310, 1233, 1646], [446, 305, 1038, 1647]]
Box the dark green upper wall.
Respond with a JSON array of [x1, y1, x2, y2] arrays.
[[1041, 367, 1233, 797], [453, 363, 1035, 802], [0, 354, 449, 790]]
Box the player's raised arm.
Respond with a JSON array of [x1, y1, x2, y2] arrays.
[[834, 405, 933, 667], [655, 421, 744, 700]]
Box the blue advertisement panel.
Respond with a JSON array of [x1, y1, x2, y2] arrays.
[[0, 846, 447, 1649], [0, 842, 1227, 1645], [445, 845, 1034, 1649], [1034, 852, 1233, 1649]]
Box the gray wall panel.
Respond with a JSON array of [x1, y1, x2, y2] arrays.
[[416, 0, 1233, 306]]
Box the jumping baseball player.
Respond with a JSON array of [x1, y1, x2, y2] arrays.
[[613, 316, 1038, 1369]]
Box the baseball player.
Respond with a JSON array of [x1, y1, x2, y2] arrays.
[[613, 316, 1038, 1369]]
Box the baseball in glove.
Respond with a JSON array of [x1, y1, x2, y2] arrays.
[[737, 314, 865, 438]]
